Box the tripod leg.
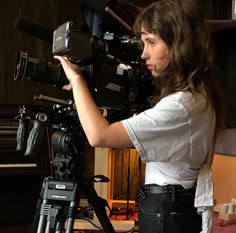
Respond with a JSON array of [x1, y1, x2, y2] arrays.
[[64, 201, 77, 233], [31, 179, 47, 233], [40, 205, 62, 233], [54, 205, 71, 233], [55, 216, 67, 233], [36, 199, 49, 233], [31, 196, 44, 233], [82, 179, 116, 233], [44, 219, 51, 233]]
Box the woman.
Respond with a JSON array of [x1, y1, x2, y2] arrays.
[[54, 0, 225, 232]]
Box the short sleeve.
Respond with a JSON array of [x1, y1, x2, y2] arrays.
[[121, 95, 191, 163]]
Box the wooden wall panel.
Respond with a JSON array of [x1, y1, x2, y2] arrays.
[[113, 148, 145, 201]]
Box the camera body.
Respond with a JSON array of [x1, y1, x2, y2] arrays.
[[52, 21, 94, 61], [14, 21, 155, 113]]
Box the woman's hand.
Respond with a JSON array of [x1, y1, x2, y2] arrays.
[[54, 55, 83, 91], [54, 56, 132, 148]]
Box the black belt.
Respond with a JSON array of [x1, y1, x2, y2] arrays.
[[139, 184, 196, 198]]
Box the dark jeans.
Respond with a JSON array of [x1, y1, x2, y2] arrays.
[[138, 185, 202, 233]]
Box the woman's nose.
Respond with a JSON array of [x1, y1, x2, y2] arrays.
[[141, 50, 150, 60]]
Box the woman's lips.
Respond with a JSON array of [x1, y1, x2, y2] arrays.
[[146, 64, 153, 70]]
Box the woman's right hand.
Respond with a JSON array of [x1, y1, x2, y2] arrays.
[[54, 55, 83, 91]]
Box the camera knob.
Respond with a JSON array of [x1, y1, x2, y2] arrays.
[[36, 112, 48, 122]]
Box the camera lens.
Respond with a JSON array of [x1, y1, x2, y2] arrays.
[[14, 51, 69, 86]]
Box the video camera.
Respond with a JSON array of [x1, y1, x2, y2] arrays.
[[14, 1, 155, 114]]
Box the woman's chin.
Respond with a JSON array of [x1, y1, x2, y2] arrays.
[[151, 70, 160, 77]]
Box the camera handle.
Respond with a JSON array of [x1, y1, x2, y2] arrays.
[[24, 112, 47, 157], [15, 106, 30, 152], [16, 117, 30, 151]]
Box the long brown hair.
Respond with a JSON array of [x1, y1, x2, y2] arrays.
[[133, 0, 225, 139]]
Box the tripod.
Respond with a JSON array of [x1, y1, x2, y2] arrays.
[[30, 128, 116, 233]]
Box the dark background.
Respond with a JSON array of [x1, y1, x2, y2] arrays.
[[0, 0, 235, 229], [0, 0, 235, 125]]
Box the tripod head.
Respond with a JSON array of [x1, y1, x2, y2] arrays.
[[51, 125, 86, 180], [15, 94, 86, 180]]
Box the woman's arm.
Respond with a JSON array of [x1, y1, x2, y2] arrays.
[[54, 56, 133, 148]]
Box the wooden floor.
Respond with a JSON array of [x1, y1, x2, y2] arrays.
[[1, 213, 236, 233]]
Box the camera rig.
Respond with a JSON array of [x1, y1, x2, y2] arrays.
[[16, 94, 84, 176], [16, 94, 116, 233]]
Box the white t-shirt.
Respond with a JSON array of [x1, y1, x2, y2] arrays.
[[121, 91, 215, 197]]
